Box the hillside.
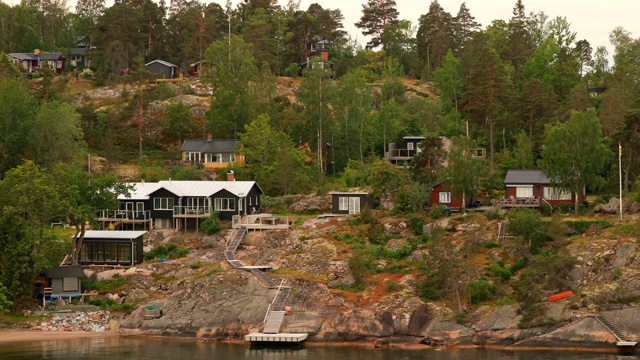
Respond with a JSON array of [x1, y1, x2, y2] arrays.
[[36, 201, 640, 349]]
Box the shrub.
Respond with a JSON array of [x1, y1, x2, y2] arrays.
[[201, 212, 222, 235], [484, 209, 504, 220], [507, 208, 546, 247], [428, 205, 447, 219], [348, 252, 374, 286], [153, 82, 177, 100], [466, 280, 497, 303], [284, 63, 300, 77], [565, 220, 613, 235], [384, 280, 401, 293], [483, 241, 501, 249], [407, 214, 425, 235], [82, 277, 129, 293], [613, 267, 623, 280], [486, 262, 513, 282], [144, 243, 189, 261], [0, 283, 12, 315]]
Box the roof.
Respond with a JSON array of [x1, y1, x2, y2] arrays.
[[8, 52, 64, 61], [403, 136, 426, 141], [118, 182, 164, 200], [157, 180, 262, 197], [119, 180, 264, 199], [145, 59, 178, 68], [328, 191, 369, 195], [504, 169, 550, 184], [69, 48, 87, 56], [181, 139, 239, 153], [46, 266, 85, 279], [81, 230, 148, 240]]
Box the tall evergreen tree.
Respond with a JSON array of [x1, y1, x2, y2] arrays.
[[452, 2, 480, 53], [355, 0, 399, 50], [416, 0, 454, 80]]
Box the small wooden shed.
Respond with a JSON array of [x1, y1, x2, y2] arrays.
[[329, 191, 374, 215], [45, 266, 85, 300], [145, 59, 178, 79]]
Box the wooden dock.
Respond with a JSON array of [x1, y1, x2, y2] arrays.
[[244, 333, 308, 343]]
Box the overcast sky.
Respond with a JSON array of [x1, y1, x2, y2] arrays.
[[204, 0, 639, 57]]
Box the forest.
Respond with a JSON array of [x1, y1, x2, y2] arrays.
[[0, 0, 639, 310]]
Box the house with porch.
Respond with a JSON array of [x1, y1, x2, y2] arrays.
[[100, 180, 263, 231], [496, 169, 583, 208], [181, 136, 245, 169], [7, 51, 66, 74]]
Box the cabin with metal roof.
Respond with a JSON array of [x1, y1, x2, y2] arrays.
[[180, 136, 245, 169], [328, 191, 375, 215], [100, 180, 264, 231], [78, 230, 147, 266]]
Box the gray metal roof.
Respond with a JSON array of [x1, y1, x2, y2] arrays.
[[328, 191, 369, 195], [181, 139, 239, 153], [145, 59, 178, 68], [118, 182, 164, 200], [118, 180, 263, 199], [8, 52, 63, 60], [81, 230, 148, 240], [46, 266, 85, 279], [504, 169, 550, 184]]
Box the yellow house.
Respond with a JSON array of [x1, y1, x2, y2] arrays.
[[181, 137, 245, 169]]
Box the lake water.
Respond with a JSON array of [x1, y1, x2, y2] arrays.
[[0, 337, 637, 360]]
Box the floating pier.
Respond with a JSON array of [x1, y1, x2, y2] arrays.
[[244, 333, 308, 343]]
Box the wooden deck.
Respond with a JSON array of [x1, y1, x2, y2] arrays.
[[493, 197, 541, 208], [232, 214, 291, 230]]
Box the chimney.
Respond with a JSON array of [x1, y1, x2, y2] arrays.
[[207, 134, 212, 142], [320, 50, 329, 61], [227, 170, 235, 182]]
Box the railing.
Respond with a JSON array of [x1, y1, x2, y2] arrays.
[[97, 209, 151, 221], [386, 148, 418, 159], [493, 197, 541, 208], [173, 206, 212, 217]]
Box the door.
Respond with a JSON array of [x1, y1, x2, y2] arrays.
[[348, 197, 361, 214], [126, 202, 134, 219]]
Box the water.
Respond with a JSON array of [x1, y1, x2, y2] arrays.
[[0, 337, 637, 360]]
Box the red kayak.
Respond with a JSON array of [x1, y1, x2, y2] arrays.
[[548, 291, 573, 302]]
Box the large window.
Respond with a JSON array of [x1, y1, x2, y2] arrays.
[[515, 186, 533, 198], [185, 152, 201, 163], [215, 198, 235, 211], [154, 198, 174, 210], [339, 197, 349, 210], [544, 187, 571, 200], [209, 153, 236, 164], [439, 192, 451, 204]]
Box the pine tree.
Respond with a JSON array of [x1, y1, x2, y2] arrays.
[[355, 0, 399, 50], [452, 2, 480, 53], [416, 0, 454, 79]]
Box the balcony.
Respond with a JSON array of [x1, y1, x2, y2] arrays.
[[173, 206, 213, 218]]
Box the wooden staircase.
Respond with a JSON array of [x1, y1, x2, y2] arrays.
[[263, 311, 286, 334], [592, 315, 637, 347]]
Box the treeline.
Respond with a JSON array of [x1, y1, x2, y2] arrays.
[[0, 0, 639, 195]]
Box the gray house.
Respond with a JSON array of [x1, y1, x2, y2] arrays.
[[181, 137, 244, 168], [145, 59, 178, 79], [45, 266, 85, 301]]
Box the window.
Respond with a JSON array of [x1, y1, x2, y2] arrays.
[[63, 277, 78, 292], [339, 197, 349, 210], [185, 152, 201, 163], [239, 198, 243, 212], [544, 187, 571, 200], [116, 243, 131, 263], [407, 142, 415, 151], [154, 198, 174, 210], [439, 192, 451, 204], [214, 198, 235, 211], [515, 186, 533, 198]]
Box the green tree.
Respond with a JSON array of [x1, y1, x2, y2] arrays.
[[53, 165, 129, 266], [30, 101, 86, 170], [355, 0, 399, 50], [0, 79, 37, 175], [296, 60, 334, 173], [416, 0, 454, 79], [443, 136, 485, 213], [164, 101, 197, 144], [432, 49, 463, 112], [541, 108, 613, 215], [204, 34, 258, 138], [368, 159, 409, 203]]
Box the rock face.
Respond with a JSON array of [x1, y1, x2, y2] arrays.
[[104, 221, 640, 349]]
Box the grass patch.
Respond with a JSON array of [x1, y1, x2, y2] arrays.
[[82, 277, 129, 293], [565, 220, 613, 235], [144, 243, 189, 261]]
